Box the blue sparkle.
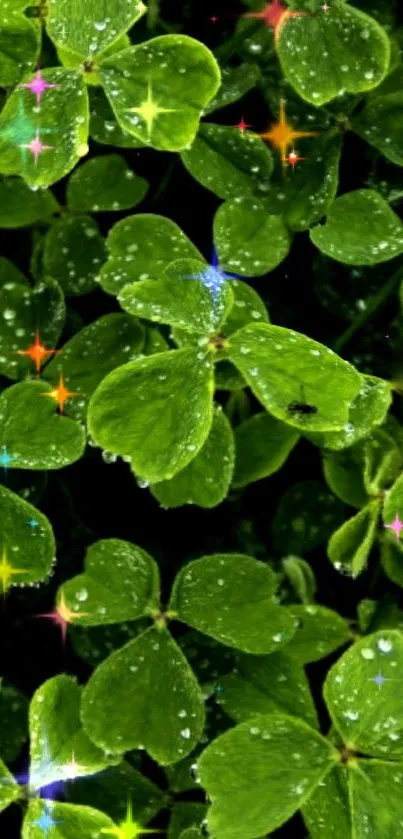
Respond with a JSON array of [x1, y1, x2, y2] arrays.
[[0, 445, 15, 474], [368, 669, 392, 690], [28, 517, 39, 530], [29, 806, 63, 835], [184, 247, 240, 308]]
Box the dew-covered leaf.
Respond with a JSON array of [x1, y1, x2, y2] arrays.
[[44, 313, 145, 422], [282, 556, 317, 605], [0, 276, 65, 381], [0, 758, 20, 812], [0, 484, 55, 590], [119, 258, 233, 336], [233, 412, 299, 488], [0, 177, 58, 228], [277, 4, 390, 106], [327, 501, 381, 578], [42, 215, 107, 296], [22, 800, 114, 839], [151, 407, 235, 509], [324, 630, 403, 758], [66, 760, 165, 825], [214, 196, 291, 277], [353, 92, 403, 166], [0, 380, 85, 470], [218, 651, 318, 729], [0, 14, 40, 87], [170, 553, 297, 654], [181, 124, 273, 200], [285, 605, 352, 664], [348, 758, 403, 839], [88, 349, 214, 484], [60, 539, 160, 626], [204, 63, 260, 115], [382, 473, 403, 535], [310, 190, 403, 265], [29, 675, 115, 788], [272, 480, 346, 554], [198, 714, 338, 839], [301, 763, 352, 839], [99, 36, 220, 151], [66, 154, 148, 212], [99, 214, 201, 295], [81, 626, 205, 764], [0, 69, 89, 188], [89, 87, 144, 148], [46, 0, 146, 59], [228, 323, 362, 431], [0, 680, 28, 763]]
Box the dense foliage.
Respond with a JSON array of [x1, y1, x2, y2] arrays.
[[1, 0, 403, 837]]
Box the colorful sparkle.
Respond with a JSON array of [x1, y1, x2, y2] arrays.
[[384, 513, 403, 542], [17, 329, 59, 374], [42, 372, 80, 415], [28, 517, 39, 531], [126, 81, 177, 140], [184, 247, 238, 308], [29, 804, 63, 835], [0, 547, 25, 594], [101, 800, 162, 839], [367, 669, 393, 691], [0, 444, 16, 473], [322, 2, 330, 11], [242, 0, 305, 41], [234, 117, 253, 135], [18, 67, 59, 107], [61, 752, 87, 780], [36, 590, 87, 645], [286, 148, 305, 170], [19, 130, 55, 166], [209, 15, 218, 23], [259, 99, 317, 168]]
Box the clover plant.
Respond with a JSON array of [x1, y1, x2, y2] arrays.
[[1, 0, 403, 837]]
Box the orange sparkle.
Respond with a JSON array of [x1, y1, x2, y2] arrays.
[[36, 590, 88, 645], [260, 100, 317, 169], [42, 372, 80, 414], [16, 329, 59, 374], [242, 1, 306, 42]]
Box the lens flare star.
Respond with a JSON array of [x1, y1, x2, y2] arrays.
[[18, 67, 60, 107], [16, 329, 59, 374], [101, 800, 162, 839], [42, 372, 80, 415], [0, 547, 25, 594], [19, 130, 55, 166], [368, 669, 393, 691], [286, 148, 305, 170], [384, 513, 403, 542], [36, 590, 87, 645], [0, 444, 16, 474], [61, 752, 87, 780], [29, 803, 63, 836], [126, 81, 178, 140], [234, 117, 253, 135], [259, 99, 317, 169], [242, 0, 305, 41], [28, 517, 39, 531], [184, 247, 239, 309]]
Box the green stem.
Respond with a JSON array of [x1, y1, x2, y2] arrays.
[[147, 0, 160, 30], [214, 20, 262, 64], [331, 264, 403, 354]]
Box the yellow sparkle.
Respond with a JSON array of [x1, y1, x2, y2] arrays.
[[0, 547, 25, 593], [126, 81, 177, 139], [259, 99, 318, 169], [101, 801, 163, 839]]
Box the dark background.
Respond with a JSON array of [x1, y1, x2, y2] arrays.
[[2, 0, 403, 836]]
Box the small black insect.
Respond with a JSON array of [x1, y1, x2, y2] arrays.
[[287, 385, 318, 416]]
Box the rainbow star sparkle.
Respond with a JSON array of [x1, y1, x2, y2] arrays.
[[0, 547, 25, 594], [18, 67, 59, 107], [19, 129, 55, 166], [42, 372, 80, 415], [36, 590, 87, 644], [259, 99, 317, 169], [184, 247, 239, 309], [29, 803, 63, 836], [242, 0, 305, 41], [17, 329, 59, 374], [0, 444, 16, 474], [126, 80, 177, 141], [384, 513, 403, 542], [101, 800, 162, 839]]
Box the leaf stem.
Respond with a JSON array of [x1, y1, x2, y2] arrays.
[[331, 264, 403, 354]]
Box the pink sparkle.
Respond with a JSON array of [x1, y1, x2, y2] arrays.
[[209, 15, 218, 23], [234, 116, 253, 135], [18, 67, 59, 107], [243, 0, 288, 29], [19, 130, 55, 165], [384, 514, 403, 542]]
